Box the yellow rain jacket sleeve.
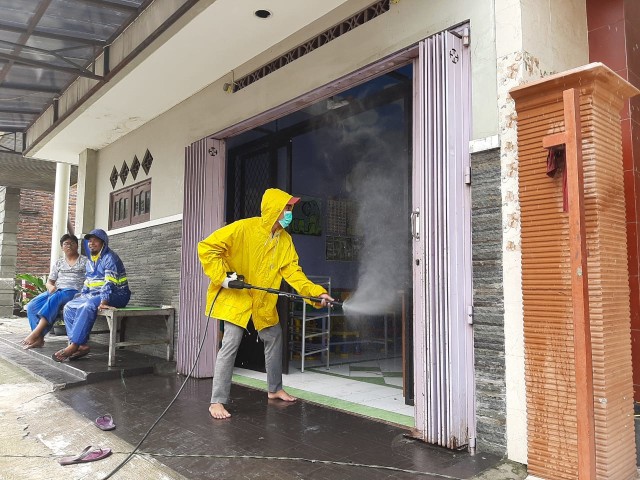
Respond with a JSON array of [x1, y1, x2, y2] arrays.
[[198, 188, 328, 331]]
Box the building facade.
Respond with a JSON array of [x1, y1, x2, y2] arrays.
[[6, 0, 638, 473]]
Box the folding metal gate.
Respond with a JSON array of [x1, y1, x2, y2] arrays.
[[177, 137, 225, 377], [412, 30, 474, 449]]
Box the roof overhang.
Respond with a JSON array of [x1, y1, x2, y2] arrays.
[[24, 0, 351, 164], [0, 150, 76, 191]]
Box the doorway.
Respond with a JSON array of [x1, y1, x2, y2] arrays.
[[225, 64, 415, 409], [181, 26, 473, 444]]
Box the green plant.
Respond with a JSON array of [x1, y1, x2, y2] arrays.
[[14, 273, 47, 312]]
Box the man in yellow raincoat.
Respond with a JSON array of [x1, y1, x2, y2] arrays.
[[198, 188, 334, 419]]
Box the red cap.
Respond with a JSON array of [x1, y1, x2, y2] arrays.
[[287, 196, 300, 205]]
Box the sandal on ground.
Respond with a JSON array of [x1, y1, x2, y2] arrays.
[[95, 414, 116, 431], [69, 347, 90, 361], [58, 445, 112, 466], [51, 349, 73, 362]]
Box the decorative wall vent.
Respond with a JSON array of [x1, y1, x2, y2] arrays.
[[234, 0, 390, 92], [130, 155, 140, 179], [142, 149, 153, 174], [110, 166, 118, 189], [119, 160, 129, 185]]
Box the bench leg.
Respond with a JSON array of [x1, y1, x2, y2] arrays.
[[166, 312, 175, 362], [108, 316, 118, 367]]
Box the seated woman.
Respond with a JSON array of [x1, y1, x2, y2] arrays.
[[20, 234, 87, 349]]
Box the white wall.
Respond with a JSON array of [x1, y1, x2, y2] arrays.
[[95, 0, 497, 226]]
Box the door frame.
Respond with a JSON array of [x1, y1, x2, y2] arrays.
[[179, 30, 474, 446]]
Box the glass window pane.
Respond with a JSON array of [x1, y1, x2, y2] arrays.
[[134, 195, 140, 216], [145, 191, 151, 213], [123, 198, 128, 218]]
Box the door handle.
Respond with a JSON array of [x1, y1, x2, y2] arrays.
[[411, 208, 420, 240]]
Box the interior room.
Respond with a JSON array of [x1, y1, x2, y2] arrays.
[[224, 63, 414, 420]]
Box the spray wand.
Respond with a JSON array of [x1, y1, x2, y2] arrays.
[[227, 275, 343, 308]]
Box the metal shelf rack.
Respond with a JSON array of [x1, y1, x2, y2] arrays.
[[289, 275, 331, 372]]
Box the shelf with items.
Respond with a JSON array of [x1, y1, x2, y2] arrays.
[[289, 275, 331, 372]]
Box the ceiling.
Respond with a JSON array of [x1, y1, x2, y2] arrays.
[[0, 0, 352, 164]]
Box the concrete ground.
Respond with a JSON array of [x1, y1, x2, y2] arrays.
[[0, 355, 186, 480], [0, 315, 527, 480]]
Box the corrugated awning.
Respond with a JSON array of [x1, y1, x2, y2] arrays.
[[0, 0, 150, 134]]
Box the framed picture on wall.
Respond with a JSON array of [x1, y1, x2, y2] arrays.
[[289, 196, 322, 236]]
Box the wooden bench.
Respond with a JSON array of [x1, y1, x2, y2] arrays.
[[95, 306, 175, 367]]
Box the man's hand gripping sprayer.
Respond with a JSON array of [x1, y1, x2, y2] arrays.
[[223, 273, 343, 308]]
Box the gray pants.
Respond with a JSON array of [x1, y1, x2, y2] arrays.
[[210, 321, 284, 404]]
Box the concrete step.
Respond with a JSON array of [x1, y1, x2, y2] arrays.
[[0, 339, 86, 389], [0, 330, 173, 389]]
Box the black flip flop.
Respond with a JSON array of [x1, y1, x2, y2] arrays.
[[69, 348, 90, 361], [51, 349, 71, 362]]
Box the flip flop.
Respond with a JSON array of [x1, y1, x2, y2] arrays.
[[51, 349, 72, 363], [95, 414, 116, 431], [69, 347, 90, 361], [58, 445, 112, 466]]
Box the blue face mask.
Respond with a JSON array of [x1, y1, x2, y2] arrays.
[[279, 211, 293, 229]]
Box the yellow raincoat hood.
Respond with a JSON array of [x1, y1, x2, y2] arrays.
[[198, 188, 327, 330]]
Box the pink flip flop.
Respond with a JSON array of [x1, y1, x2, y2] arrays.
[[95, 414, 116, 431], [58, 445, 112, 465]]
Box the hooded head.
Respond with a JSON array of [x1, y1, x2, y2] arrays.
[[260, 188, 299, 231], [84, 228, 109, 255]]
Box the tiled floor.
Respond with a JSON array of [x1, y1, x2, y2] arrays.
[[307, 357, 404, 389], [235, 354, 414, 424]]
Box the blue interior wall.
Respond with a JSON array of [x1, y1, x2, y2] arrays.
[[290, 129, 356, 290], [226, 65, 413, 294], [290, 98, 410, 292]]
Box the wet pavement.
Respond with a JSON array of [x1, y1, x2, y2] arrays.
[[54, 375, 503, 479], [0, 316, 526, 479]]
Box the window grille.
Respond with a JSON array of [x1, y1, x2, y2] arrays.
[[234, 0, 390, 92]]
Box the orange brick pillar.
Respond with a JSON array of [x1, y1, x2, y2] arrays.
[[511, 63, 639, 479]]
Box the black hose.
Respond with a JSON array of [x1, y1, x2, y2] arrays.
[[102, 277, 338, 478], [101, 289, 222, 480]]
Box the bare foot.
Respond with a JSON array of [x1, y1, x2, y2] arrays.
[[52, 344, 78, 362], [268, 389, 296, 402], [22, 337, 45, 349], [20, 333, 39, 346], [209, 403, 231, 419]]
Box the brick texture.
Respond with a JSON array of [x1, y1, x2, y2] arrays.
[[16, 186, 77, 276], [102, 221, 182, 358]]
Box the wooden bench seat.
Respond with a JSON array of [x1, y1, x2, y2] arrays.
[[95, 306, 175, 367]]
